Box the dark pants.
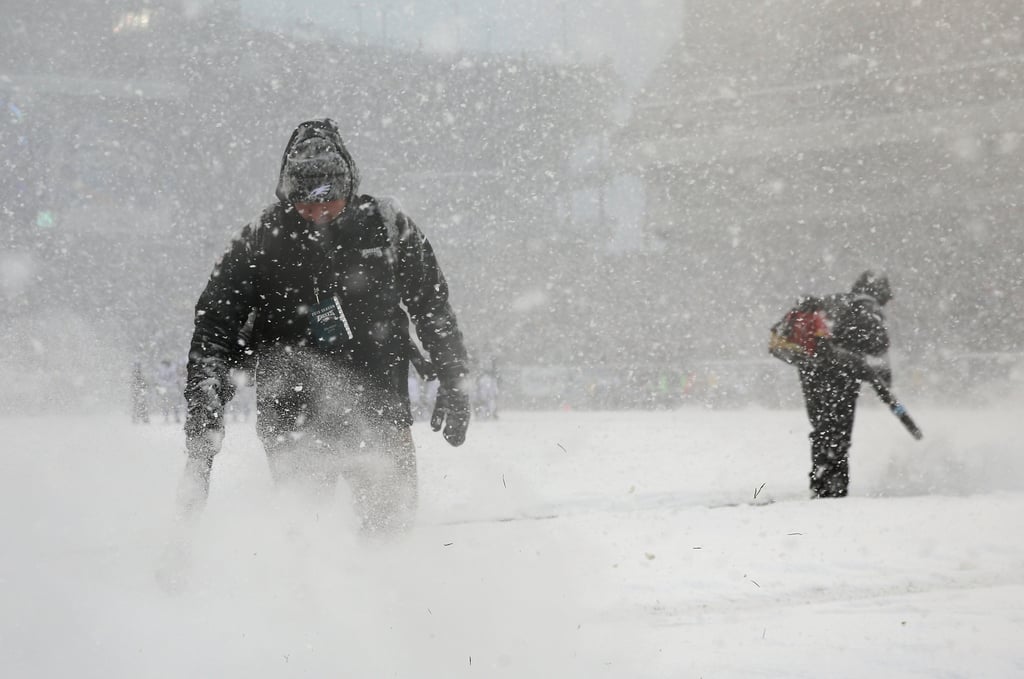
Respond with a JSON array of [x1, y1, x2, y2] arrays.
[[255, 355, 418, 533], [260, 423, 418, 534], [799, 366, 861, 498]]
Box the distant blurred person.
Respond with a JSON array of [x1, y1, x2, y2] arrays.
[[771, 270, 893, 498], [154, 358, 182, 423], [423, 376, 439, 423], [180, 118, 471, 532], [129, 361, 149, 424], [408, 366, 425, 421], [407, 343, 436, 422], [475, 369, 499, 420]]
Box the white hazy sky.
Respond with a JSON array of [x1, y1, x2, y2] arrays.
[[241, 0, 684, 86]]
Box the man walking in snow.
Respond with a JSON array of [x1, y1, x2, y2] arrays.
[[790, 270, 893, 498], [181, 118, 471, 532]]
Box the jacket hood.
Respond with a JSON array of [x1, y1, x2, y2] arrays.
[[852, 269, 892, 306], [275, 118, 361, 204]]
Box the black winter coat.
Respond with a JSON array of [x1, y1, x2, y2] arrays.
[[827, 293, 888, 355], [185, 196, 467, 434], [806, 292, 890, 383]]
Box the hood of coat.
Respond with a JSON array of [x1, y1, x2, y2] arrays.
[[851, 269, 892, 306], [275, 118, 361, 205]]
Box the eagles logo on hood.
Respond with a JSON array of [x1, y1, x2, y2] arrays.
[[275, 118, 361, 204]]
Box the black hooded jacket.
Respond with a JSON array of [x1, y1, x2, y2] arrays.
[[804, 291, 890, 383], [185, 121, 467, 433]]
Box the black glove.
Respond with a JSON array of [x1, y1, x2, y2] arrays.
[[431, 382, 470, 447]]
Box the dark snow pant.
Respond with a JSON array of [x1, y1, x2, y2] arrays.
[[799, 367, 861, 498], [255, 361, 418, 534], [258, 421, 418, 534]]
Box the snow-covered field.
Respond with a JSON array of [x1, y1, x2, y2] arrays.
[[2, 403, 1022, 678]]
